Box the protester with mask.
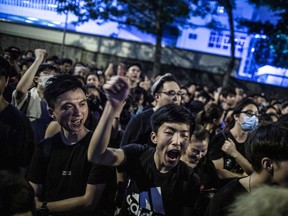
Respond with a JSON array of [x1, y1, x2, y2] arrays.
[[206, 121, 288, 216], [12, 49, 58, 143], [208, 98, 258, 185]]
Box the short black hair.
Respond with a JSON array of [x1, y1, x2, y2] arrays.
[[220, 87, 236, 98], [0, 56, 11, 79], [126, 62, 142, 71], [61, 58, 73, 65], [44, 74, 86, 109], [246, 122, 288, 171], [36, 63, 58, 77], [192, 124, 210, 141], [151, 104, 195, 136]]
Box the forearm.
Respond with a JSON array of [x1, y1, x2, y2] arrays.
[[233, 152, 253, 175], [16, 57, 42, 94], [88, 101, 117, 162], [111, 117, 120, 139], [44, 196, 96, 213], [213, 158, 245, 179]]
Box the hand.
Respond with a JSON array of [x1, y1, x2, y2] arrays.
[[221, 138, 238, 158], [103, 76, 129, 108], [35, 198, 42, 209], [34, 49, 47, 62]]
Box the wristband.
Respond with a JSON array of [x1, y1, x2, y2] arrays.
[[40, 201, 49, 212]]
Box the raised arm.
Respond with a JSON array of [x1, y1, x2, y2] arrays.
[[14, 49, 46, 101], [88, 76, 130, 166]]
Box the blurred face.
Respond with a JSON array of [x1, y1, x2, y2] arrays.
[[143, 75, 151, 90], [151, 122, 190, 173], [156, 81, 181, 107], [126, 65, 141, 82], [74, 65, 89, 78], [181, 88, 190, 104], [282, 106, 288, 115], [226, 94, 236, 106], [235, 88, 244, 104], [272, 160, 288, 187], [86, 74, 100, 88], [62, 63, 72, 73], [266, 107, 278, 122], [51, 88, 88, 134], [183, 136, 209, 167]]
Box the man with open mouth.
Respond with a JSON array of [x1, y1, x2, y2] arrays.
[[88, 76, 200, 216]]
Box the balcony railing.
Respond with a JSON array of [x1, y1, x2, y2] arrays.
[[0, 0, 60, 11]]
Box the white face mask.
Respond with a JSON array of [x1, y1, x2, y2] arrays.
[[39, 75, 53, 88]]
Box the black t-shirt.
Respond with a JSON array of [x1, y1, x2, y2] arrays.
[[205, 178, 247, 216], [120, 108, 155, 147], [118, 144, 200, 216], [0, 104, 34, 172], [195, 157, 220, 192], [27, 131, 115, 216], [208, 131, 246, 174], [193, 157, 220, 216]]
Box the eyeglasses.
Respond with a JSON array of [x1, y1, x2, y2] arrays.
[[240, 111, 261, 118], [158, 90, 184, 97]]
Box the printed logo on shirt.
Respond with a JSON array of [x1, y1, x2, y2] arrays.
[[126, 187, 165, 215], [62, 170, 72, 176]]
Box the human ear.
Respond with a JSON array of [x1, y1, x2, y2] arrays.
[[261, 157, 273, 173], [34, 76, 40, 84], [150, 132, 157, 145], [48, 107, 55, 119]]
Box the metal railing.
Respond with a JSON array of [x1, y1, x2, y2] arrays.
[[0, 0, 59, 11]]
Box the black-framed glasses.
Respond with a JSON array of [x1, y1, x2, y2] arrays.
[[240, 111, 261, 118], [158, 90, 184, 97]]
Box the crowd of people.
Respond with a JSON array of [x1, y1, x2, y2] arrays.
[[1, 46, 288, 216]]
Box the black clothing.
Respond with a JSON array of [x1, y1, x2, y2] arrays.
[[27, 131, 115, 216], [120, 108, 154, 147], [117, 144, 200, 216], [209, 131, 246, 174], [205, 178, 246, 216], [0, 104, 34, 172], [193, 157, 220, 216]]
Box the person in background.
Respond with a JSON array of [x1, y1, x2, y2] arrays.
[[206, 121, 288, 216], [125, 63, 142, 88], [0, 56, 34, 175], [209, 98, 257, 184], [218, 87, 236, 111], [12, 49, 57, 143], [86, 72, 101, 89], [60, 58, 73, 74], [88, 76, 200, 215], [195, 103, 224, 137], [265, 105, 278, 122], [0, 170, 36, 216], [180, 86, 191, 108], [181, 125, 219, 216], [281, 102, 288, 116]]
